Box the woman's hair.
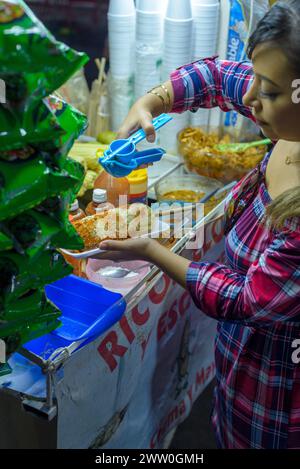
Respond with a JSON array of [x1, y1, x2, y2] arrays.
[[247, 0, 300, 230]]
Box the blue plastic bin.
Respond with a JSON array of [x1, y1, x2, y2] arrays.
[[45, 275, 126, 343], [22, 275, 126, 363]]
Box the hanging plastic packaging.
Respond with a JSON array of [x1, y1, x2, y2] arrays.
[[0, 0, 88, 106], [0, 249, 72, 308]]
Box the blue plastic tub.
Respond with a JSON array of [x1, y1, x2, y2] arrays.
[[45, 275, 126, 343], [24, 275, 126, 359]]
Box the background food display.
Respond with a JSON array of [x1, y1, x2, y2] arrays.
[[178, 127, 268, 184]]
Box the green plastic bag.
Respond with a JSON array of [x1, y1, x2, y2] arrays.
[[1, 205, 84, 257], [0, 0, 88, 105], [0, 298, 62, 357], [0, 95, 88, 153], [0, 249, 72, 307], [0, 229, 13, 250], [0, 155, 84, 220]]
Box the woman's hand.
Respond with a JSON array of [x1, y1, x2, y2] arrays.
[[91, 237, 156, 262], [117, 101, 156, 143], [117, 80, 174, 142], [91, 236, 191, 289]]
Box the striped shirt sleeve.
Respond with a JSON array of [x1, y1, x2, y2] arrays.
[[170, 56, 255, 122], [186, 229, 300, 326]]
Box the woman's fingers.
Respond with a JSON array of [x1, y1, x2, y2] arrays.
[[99, 240, 130, 251], [91, 250, 125, 261], [140, 113, 156, 142]]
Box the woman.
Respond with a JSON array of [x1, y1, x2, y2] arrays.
[[98, 1, 300, 448]]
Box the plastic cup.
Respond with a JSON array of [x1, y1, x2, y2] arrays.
[[108, 0, 135, 16], [165, 0, 192, 21], [136, 0, 162, 13], [192, 0, 218, 5]]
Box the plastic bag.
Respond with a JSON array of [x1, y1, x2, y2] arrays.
[[0, 249, 72, 307], [1, 206, 84, 258], [0, 296, 62, 357], [0, 156, 84, 221], [0, 229, 12, 250], [0, 95, 88, 153], [58, 68, 90, 115], [0, 0, 88, 106]]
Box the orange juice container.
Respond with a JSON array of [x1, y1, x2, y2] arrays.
[[127, 169, 148, 204]]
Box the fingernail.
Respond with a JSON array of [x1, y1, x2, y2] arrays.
[[100, 242, 108, 249]]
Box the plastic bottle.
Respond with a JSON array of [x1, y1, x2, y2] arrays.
[[85, 188, 112, 216], [94, 172, 130, 208], [69, 199, 86, 222], [63, 199, 86, 277]]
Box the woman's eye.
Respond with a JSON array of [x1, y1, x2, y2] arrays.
[[259, 90, 278, 100]]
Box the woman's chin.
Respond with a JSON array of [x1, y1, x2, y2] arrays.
[[260, 126, 277, 140]]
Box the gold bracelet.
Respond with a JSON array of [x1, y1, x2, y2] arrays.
[[147, 89, 167, 113], [160, 84, 171, 109]]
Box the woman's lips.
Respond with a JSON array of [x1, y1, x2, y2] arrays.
[[254, 115, 268, 126]]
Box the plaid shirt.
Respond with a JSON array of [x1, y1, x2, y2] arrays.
[[170, 57, 300, 449]]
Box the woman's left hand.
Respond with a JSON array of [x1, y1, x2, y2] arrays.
[[90, 237, 157, 262]]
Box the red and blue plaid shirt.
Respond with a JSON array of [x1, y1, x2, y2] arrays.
[[171, 57, 300, 449]]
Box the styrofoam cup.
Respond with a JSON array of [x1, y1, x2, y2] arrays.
[[166, 0, 192, 21], [108, 0, 135, 16], [192, 0, 218, 5], [136, 0, 162, 13], [191, 0, 220, 8]]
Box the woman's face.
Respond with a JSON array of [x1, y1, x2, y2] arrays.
[[243, 42, 300, 141]]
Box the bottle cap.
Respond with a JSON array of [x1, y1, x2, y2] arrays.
[[70, 199, 79, 212], [93, 188, 108, 203]]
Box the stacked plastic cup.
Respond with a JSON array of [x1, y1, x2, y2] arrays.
[[162, 0, 193, 77], [160, 0, 193, 152], [108, 0, 136, 77], [135, 0, 163, 99], [192, 0, 220, 60], [190, 0, 220, 128], [108, 0, 136, 131]]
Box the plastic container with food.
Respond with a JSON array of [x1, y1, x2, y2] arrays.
[[86, 260, 151, 294], [155, 173, 223, 203], [178, 127, 269, 184]]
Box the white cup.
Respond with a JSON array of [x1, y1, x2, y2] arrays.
[[165, 0, 193, 21], [108, 0, 135, 16], [136, 0, 162, 13]]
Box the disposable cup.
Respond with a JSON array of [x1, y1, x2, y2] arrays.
[[108, 0, 135, 16], [165, 17, 193, 28], [192, 0, 218, 5], [136, 0, 162, 13], [193, 12, 219, 20], [165, 0, 192, 21], [108, 17, 135, 32]]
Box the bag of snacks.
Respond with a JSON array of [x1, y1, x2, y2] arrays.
[[1, 207, 84, 258], [0, 95, 88, 153], [0, 0, 88, 105], [0, 156, 84, 220], [0, 249, 72, 306]]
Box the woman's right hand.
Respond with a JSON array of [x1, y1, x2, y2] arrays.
[[117, 101, 156, 143], [116, 80, 174, 143]]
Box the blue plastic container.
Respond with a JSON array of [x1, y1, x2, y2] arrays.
[[23, 275, 127, 359]]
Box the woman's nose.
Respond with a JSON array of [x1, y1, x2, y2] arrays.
[[243, 77, 262, 112]]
